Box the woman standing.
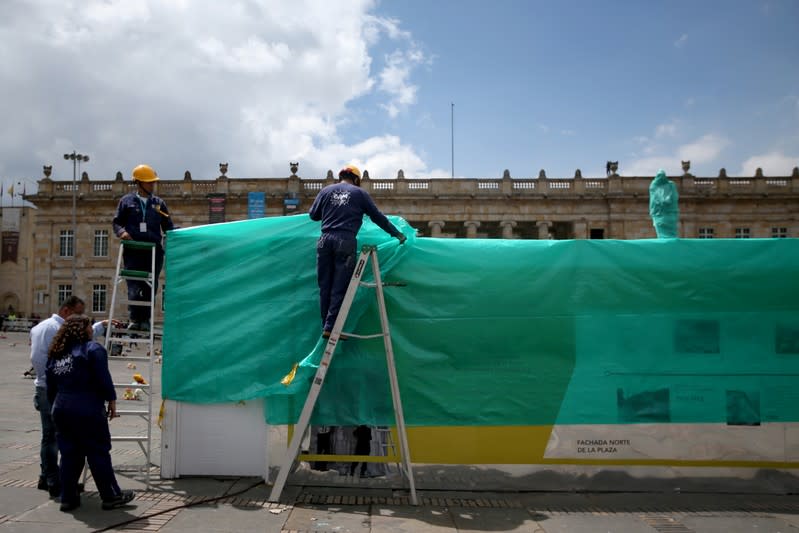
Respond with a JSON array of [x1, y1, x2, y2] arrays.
[[46, 314, 135, 512]]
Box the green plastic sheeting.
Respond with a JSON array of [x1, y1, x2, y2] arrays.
[[162, 216, 799, 427]]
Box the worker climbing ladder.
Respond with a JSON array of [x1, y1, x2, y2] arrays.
[[268, 244, 417, 504], [102, 240, 159, 488]]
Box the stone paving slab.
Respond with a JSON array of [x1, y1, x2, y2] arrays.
[[158, 502, 289, 532], [448, 507, 544, 532], [283, 504, 371, 532], [679, 515, 799, 533], [368, 506, 457, 533], [534, 514, 658, 533]]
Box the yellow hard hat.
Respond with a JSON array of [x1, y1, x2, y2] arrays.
[[339, 164, 361, 180], [131, 164, 159, 182]]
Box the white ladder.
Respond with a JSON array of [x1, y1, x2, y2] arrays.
[[103, 240, 159, 488], [268, 245, 417, 504]]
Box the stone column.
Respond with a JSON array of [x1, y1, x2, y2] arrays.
[[464, 220, 481, 238], [537, 221, 551, 239], [573, 220, 588, 239], [428, 220, 445, 237], [500, 220, 517, 239]]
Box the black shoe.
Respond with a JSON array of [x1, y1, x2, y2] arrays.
[[102, 490, 135, 510], [60, 499, 80, 512], [37, 478, 48, 491], [48, 483, 62, 498]]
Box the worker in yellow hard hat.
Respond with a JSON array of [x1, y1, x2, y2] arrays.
[[309, 164, 406, 338], [111, 165, 175, 331]]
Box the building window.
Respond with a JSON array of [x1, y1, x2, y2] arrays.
[[735, 227, 750, 239], [57, 284, 72, 306], [59, 230, 74, 257], [698, 227, 714, 239], [94, 230, 109, 257], [772, 227, 788, 238], [92, 284, 107, 313]]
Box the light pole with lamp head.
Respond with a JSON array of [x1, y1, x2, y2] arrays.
[[63, 151, 89, 288]]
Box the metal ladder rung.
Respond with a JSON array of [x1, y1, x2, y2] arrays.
[[121, 240, 156, 250], [108, 333, 161, 342], [117, 409, 150, 416], [111, 436, 148, 442], [109, 355, 152, 362], [119, 269, 152, 279], [341, 332, 387, 340], [113, 383, 150, 389], [360, 281, 406, 288]]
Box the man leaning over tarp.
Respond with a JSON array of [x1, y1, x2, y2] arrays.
[[309, 164, 406, 339]]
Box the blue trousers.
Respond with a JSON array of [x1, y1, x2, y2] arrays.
[[33, 387, 59, 488], [317, 233, 357, 333], [52, 408, 121, 504], [123, 246, 164, 322]]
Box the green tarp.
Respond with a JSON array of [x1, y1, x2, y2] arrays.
[[162, 215, 799, 427]]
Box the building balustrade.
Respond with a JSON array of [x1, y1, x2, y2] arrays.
[[30, 170, 799, 202]]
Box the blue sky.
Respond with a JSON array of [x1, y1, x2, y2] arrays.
[[1, 0, 797, 206], [361, 0, 799, 179]]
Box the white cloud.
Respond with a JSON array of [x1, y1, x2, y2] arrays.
[[674, 34, 688, 47], [0, 0, 432, 182], [624, 156, 680, 176], [364, 15, 411, 44], [378, 46, 428, 118], [626, 131, 729, 176], [739, 152, 799, 176], [677, 134, 729, 163], [655, 121, 679, 138]]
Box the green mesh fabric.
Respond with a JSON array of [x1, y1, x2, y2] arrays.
[[162, 216, 799, 427]]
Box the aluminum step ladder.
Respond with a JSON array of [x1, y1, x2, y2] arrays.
[[102, 240, 160, 487], [268, 244, 417, 504]]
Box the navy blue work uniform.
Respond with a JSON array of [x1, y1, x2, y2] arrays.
[[46, 341, 124, 506], [112, 192, 174, 323], [309, 182, 402, 333]]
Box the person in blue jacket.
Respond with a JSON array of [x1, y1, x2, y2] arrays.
[[112, 164, 175, 331], [46, 314, 135, 512], [309, 165, 406, 338]]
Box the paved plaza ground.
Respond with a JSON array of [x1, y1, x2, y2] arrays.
[[1, 330, 798, 532]]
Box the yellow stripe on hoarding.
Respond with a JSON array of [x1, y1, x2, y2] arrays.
[[288, 425, 799, 468]]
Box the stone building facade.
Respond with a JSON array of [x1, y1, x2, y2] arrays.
[[3, 165, 798, 319]]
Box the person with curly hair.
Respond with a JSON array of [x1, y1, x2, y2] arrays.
[[46, 314, 134, 512]]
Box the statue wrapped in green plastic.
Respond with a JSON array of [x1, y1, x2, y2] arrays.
[[649, 169, 679, 238]]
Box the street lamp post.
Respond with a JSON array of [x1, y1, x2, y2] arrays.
[[63, 151, 89, 287]]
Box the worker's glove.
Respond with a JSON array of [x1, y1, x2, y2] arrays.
[[397, 233, 407, 245]]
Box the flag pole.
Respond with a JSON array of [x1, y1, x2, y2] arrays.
[[451, 102, 454, 178]]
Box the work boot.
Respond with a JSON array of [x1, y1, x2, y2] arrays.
[[102, 490, 135, 510], [59, 498, 80, 512], [48, 482, 62, 498]]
